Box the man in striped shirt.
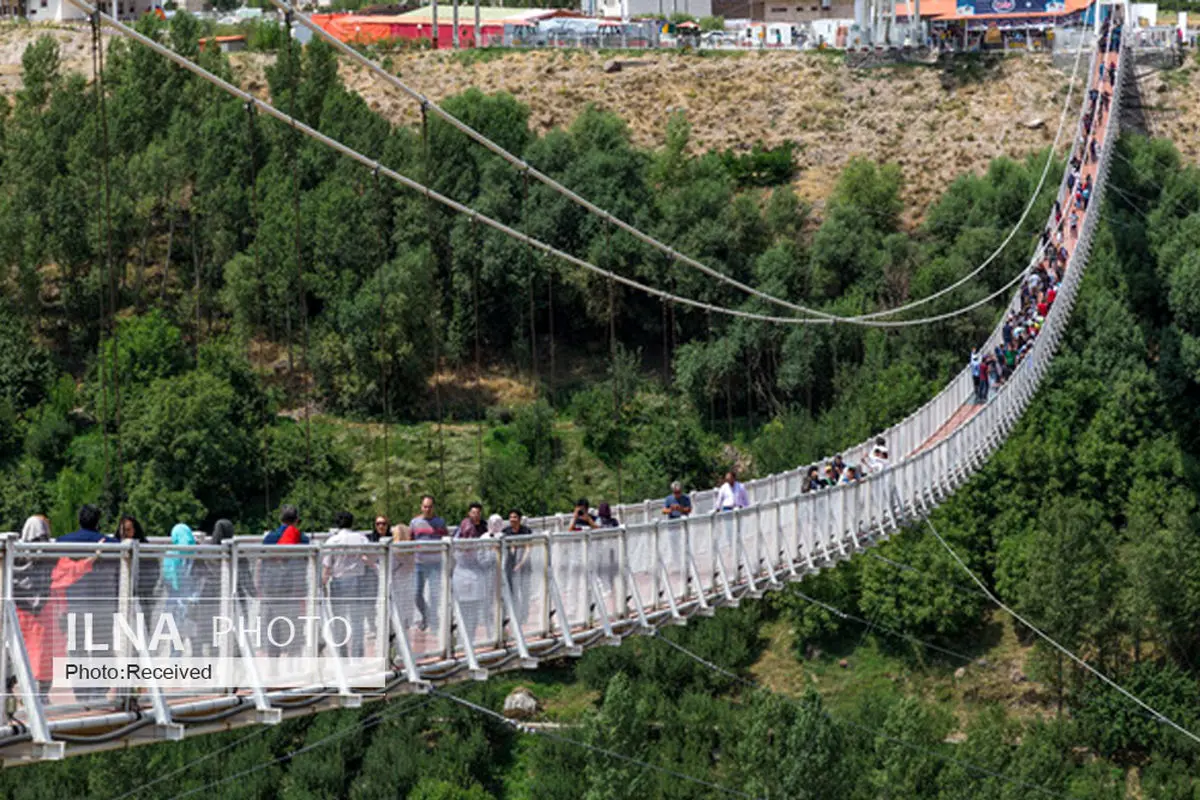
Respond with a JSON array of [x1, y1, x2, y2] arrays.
[[410, 495, 449, 633]]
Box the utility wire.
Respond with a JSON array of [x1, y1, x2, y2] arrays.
[[108, 723, 271, 800], [1106, 152, 1200, 219], [72, 0, 1085, 332], [791, 589, 984, 665], [272, 0, 1088, 327], [865, 537, 1170, 728], [166, 694, 438, 800], [866, 551, 990, 599], [923, 518, 1200, 749], [650, 631, 1070, 800], [431, 690, 761, 800]]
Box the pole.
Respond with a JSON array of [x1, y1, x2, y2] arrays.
[[474, 0, 480, 46], [432, 0, 439, 49], [453, 0, 459, 49]]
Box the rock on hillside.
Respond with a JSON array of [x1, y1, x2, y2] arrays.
[[0, 23, 1089, 213]]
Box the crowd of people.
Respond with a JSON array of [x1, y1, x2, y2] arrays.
[[969, 23, 1118, 406], [801, 437, 890, 494], [6, 467, 762, 704]]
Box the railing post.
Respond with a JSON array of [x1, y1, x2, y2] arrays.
[[441, 540, 453, 660], [219, 540, 234, 664], [306, 544, 320, 661], [0, 538, 11, 719], [117, 539, 134, 710], [540, 534, 552, 638], [492, 538, 503, 651], [380, 539, 393, 667]]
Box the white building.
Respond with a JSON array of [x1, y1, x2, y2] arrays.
[[597, 0, 713, 19], [25, 0, 157, 22]]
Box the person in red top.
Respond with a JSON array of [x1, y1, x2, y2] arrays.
[[13, 515, 94, 704], [278, 524, 303, 544]]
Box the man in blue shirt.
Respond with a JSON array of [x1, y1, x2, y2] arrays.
[[260, 504, 309, 658], [59, 505, 118, 704], [662, 482, 692, 519], [60, 504, 116, 544]]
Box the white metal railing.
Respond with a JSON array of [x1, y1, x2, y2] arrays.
[[0, 27, 1122, 764]]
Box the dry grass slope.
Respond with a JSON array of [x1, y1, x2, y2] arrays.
[[0, 23, 1150, 216]]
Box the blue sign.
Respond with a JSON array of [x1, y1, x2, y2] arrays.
[[956, 0, 1064, 13]]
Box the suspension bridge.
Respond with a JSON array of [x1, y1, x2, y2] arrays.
[[0, 1, 1128, 765]]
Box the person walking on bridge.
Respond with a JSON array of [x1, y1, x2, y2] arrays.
[[970, 348, 982, 404], [453, 502, 488, 643], [500, 509, 532, 627]]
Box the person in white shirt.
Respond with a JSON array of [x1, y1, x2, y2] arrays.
[[322, 511, 372, 659], [716, 470, 750, 511], [866, 437, 889, 473]]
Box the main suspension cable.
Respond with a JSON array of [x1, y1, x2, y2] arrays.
[[272, 0, 1088, 326], [70, 1, 1086, 332]]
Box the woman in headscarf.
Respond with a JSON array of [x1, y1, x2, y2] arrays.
[[162, 524, 198, 656], [486, 514, 505, 537], [118, 515, 159, 623], [12, 516, 61, 701]]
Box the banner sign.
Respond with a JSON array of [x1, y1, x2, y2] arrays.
[[956, 0, 1064, 14]]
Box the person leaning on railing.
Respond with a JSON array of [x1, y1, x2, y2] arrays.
[[569, 499, 598, 531], [663, 481, 692, 518], [802, 465, 822, 492]]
